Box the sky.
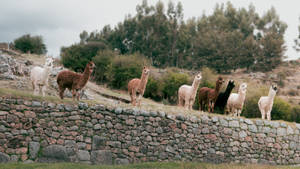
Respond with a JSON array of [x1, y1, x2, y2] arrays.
[[0, 0, 299, 60]]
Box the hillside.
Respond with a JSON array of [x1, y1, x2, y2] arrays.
[[0, 48, 300, 113]]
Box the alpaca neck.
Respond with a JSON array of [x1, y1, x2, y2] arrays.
[[138, 73, 149, 94], [191, 79, 200, 98], [215, 82, 222, 93], [238, 90, 246, 101], [268, 91, 276, 101], [79, 66, 91, 88]]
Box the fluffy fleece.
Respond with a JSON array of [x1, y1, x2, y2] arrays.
[[214, 80, 235, 113], [227, 83, 247, 117], [198, 76, 224, 113], [57, 61, 95, 101], [128, 66, 150, 106], [30, 56, 53, 97], [178, 73, 202, 110], [258, 85, 277, 120]]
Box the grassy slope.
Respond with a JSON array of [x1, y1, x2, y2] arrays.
[[0, 162, 297, 169]]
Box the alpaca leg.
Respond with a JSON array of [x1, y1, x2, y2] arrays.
[[261, 109, 265, 120], [238, 109, 241, 117], [76, 90, 80, 101], [33, 82, 39, 95], [211, 102, 215, 113], [189, 99, 194, 110], [267, 110, 271, 121], [72, 89, 77, 101], [42, 85, 47, 97], [178, 96, 183, 107], [184, 99, 189, 109], [59, 87, 66, 99], [137, 94, 142, 107], [131, 91, 137, 106]]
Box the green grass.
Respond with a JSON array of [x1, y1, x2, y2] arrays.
[[0, 162, 297, 169], [0, 88, 98, 106]]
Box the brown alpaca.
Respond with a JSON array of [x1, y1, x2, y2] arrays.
[[57, 61, 95, 101], [198, 76, 224, 113], [128, 66, 150, 106]]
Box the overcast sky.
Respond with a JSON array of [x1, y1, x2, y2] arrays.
[[0, 0, 299, 60]]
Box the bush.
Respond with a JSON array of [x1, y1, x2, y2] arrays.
[[161, 69, 190, 104], [92, 50, 115, 84], [109, 53, 149, 89], [13, 34, 47, 54], [61, 41, 107, 72], [144, 76, 163, 102], [272, 97, 292, 121]]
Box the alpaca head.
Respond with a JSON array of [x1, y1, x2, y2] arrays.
[[227, 80, 235, 90], [192, 73, 202, 86], [87, 61, 95, 74], [239, 83, 247, 94], [142, 66, 150, 76], [45, 56, 54, 68], [269, 84, 277, 97], [216, 76, 224, 88]]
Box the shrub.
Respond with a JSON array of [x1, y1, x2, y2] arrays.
[[92, 50, 115, 84], [271, 97, 292, 121], [13, 34, 47, 54], [144, 76, 163, 102], [109, 53, 149, 89], [161, 69, 190, 104], [61, 41, 107, 72]]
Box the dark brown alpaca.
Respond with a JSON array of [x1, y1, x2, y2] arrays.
[[198, 76, 224, 113], [57, 61, 95, 101]]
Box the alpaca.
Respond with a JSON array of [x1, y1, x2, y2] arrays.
[[30, 56, 54, 96], [258, 85, 277, 120], [198, 76, 224, 113], [214, 80, 235, 114], [57, 61, 95, 101], [178, 73, 202, 110], [128, 66, 150, 106], [226, 83, 247, 117]]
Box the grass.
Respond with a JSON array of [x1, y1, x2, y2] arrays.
[[0, 162, 298, 169]]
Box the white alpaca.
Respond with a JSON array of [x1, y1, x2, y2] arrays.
[[227, 83, 247, 117], [258, 85, 277, 120], [30, 56, 54, 96], [178, 73, 202, 110]]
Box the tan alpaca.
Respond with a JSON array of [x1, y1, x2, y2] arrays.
[[128, 66, 150, 106], [178, 73, 202, 110], [258, 84, 277, 120]]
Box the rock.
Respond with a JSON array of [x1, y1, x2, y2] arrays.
[[0, 152, 9, 163], [114, 107, 123, 114], [94, 124, 101, 130], [248, 125, 258, 133], [9, 155, 18, 162], [239, 131, 247, 138], [220, 119, 228, 127], [77, 150, 90, 161], [91, 150, 112, 165], [92, 135, 106, 150], [29, 142, 40, 159], [287, 126, 294, 135], [0, 125, 7, 132], [277, 128, 287, 136], [115, 158, 129, 165], [42, 145, 68, 161], [31, 101, 42, 107], [229, 120, 239, 128]]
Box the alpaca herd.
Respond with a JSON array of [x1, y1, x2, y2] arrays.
[[30, 57, 278, 121]]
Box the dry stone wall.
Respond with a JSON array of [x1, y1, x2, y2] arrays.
[[0, 96, 300, 165]]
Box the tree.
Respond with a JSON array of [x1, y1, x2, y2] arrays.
[[13, 34, 47, 54], [294, 17, 300, 52]]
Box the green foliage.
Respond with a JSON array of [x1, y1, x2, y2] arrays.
[[161, 69, 190, 104], [109, 53, 148, 89], [80, 1, 286, 72], [92, 50, 115, 84], [144, 76, 163, 102], [13, 34, 47, 54], [61, 41, 107, 72], [272, 97, 292, 121]]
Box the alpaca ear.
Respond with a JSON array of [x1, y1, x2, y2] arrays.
[[143, 66, 146, 69]]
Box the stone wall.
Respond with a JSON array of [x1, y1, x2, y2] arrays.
[[0, 97, 300, 165]]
